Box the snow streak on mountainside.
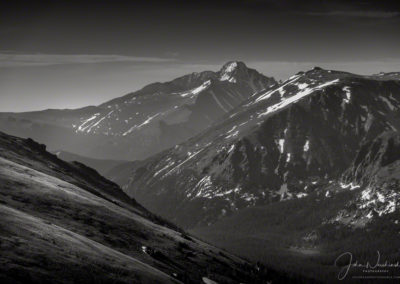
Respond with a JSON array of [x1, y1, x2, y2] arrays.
[[325, 131, 400, 227], [122, 68, 400, 228], [74, 61, 275, 138], [0, 62, 276, 160]]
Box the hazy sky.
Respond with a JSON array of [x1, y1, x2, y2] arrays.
[[1, 0, 400, 112]]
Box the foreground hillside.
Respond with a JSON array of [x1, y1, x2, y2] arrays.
[[0, 62, 276, 161], [0, 131, 300, 284]]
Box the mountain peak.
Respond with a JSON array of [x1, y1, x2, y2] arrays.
[[219, 61, 248, 82], [220, 60, 247, 72]]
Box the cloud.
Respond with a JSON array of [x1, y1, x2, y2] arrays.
[[0, 53, 177, 67], [304, 11, 400, 18]]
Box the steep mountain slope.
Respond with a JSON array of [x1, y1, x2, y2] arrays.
[[334, 130, 400, 226], [121, 68, 400, 228], [0, 131, 295, 284], [0, 62, 276, 160], [192, 130, 400, 282]]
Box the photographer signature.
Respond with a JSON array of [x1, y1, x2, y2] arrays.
[[335, 251, 400, 280]]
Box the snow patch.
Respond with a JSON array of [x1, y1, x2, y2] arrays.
[[297, 82, 309, 90], [194, 176, 213, 198], [202, 277, 218, 284], [278, 139, 285, 153], [303, 140, 310, 152], [254, 75, 301, 103], [297, 192, 308, 198], [153, 160, 176, 177], [86, 111, 114, 133], [225, 130, 239, 139], [76, 113, 100, 131], [180, 80, 211, 97], [258, 79, 340, 118], [122, 113, 160, 136], [163, 149, 203, 176], [227, 144, 235, 154], [340, 182, 360, 190], [358, 188, 397, 218], [342, 86, 351, 104], [220, 62, 237, 81]]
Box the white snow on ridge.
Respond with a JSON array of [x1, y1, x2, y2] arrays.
[[297, 82, 309, 90], [341, 86, 351, 106], [340, 182, 360, 190], [254, 75, 301, 103], [297, 192, 308, 198], [257, 79, 340, 118], [193, 176, 213, 198], [361, 188, 372, 201], [226, 125, 237, 134], [137, 113, 160, 128], [225, 131, 239, 139], [180, 80, 211, 97], [228, 77, 236, 83], [303, 140, 310, 152], [122, 113, 160, 136], [86, 110, 114, 133], [225, 125, 239, 139], [248, 89, 275, 105], [358, 188, 398, 218], [278, 139, 285, 153], [288, 74, 301, 80], [202, 276, 218, 284], [227, 144, 235, 154], [163, 150, 203, 177], [76, 113, 100, 131], [220, 62, 238, 81], [153, 160, 176, 177]]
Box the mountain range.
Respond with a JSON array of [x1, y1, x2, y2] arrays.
[[0, 62, 276, 160], [121, 67, 400, 228], [1, 62, 400, 282], [110, 66, 400, 281]]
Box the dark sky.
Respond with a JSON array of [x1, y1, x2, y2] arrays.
[[1, 0, 400, 111]]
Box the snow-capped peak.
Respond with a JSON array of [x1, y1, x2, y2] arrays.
[[220, 61, 240, 82], [222, 61, 238, 73]]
